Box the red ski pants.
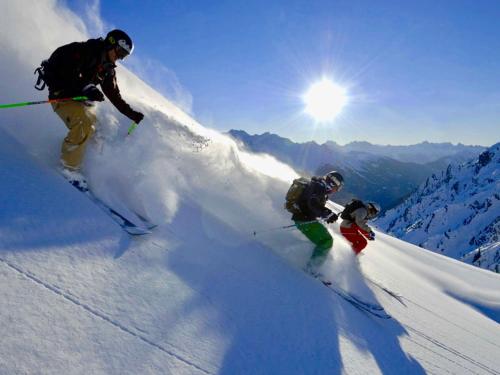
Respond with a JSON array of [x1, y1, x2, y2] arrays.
[[340, 224, 369, 255]]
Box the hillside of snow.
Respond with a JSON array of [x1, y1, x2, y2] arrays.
[[376, 144, 500, 273], [1, 2, 500, 374], [2, 126, 500, 374]]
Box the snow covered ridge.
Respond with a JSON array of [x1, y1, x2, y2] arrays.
[[228, 129, 485, 166], [376, 143, 500, 273]]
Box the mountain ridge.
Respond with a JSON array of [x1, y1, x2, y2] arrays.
[[376, 143, 500, 272], [229, 129, 486, 164], [228, 129, 484, 209]]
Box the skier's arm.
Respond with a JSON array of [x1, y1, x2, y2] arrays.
[[352, 208, 372, 234], [306, 185, 331, 218], [101, 72, 143, 123]]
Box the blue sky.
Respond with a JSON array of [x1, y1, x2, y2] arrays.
[[69, 0, 500, 146]]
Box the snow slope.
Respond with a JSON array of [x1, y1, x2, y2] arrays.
[[1, 127, 500, 374], [1, 2, 500, 374]]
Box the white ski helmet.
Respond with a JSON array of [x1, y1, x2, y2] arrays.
[[366, 202, 381, 217]]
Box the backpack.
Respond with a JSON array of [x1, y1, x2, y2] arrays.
[[284, 177, 309, 213], [34, 60, 53, 91], [340, 199, 365, 220]]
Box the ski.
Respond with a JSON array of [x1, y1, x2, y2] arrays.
[[320, 279, 392, 319], [68, 180, 155, 236], [133, 212, 158, 231], [364, 277, 407, 306]]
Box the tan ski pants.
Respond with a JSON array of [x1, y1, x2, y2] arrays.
[[52, 101, 96, 170]]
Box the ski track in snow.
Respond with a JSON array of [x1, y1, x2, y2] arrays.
[[368, 282, 500, 375], [403, 295, 500, 351], [368, 277, 500, 352], [0, 256, 212, 375], [402, 324, 499, 375]]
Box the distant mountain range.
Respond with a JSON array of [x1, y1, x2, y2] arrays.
[[228, 130, 485, 210], [376, 143, 500, 273]]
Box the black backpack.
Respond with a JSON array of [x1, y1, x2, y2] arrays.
[[340, 199, 365, 220]]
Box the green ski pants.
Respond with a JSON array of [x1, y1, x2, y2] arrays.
[[295, 221, 333, 268]]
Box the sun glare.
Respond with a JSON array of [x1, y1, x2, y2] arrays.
[[303, 79, 347, 122]]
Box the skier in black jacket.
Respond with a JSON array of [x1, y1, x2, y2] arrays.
[[285, 171, 344, 275], [35, 29, 144, 184]]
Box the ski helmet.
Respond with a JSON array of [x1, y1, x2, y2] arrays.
[[105, 29, 134, 58], [366, 202, 381, 217], [324, 171, 344, 191]]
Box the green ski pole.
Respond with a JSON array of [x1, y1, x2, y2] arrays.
[[0, 96, 88, 109]]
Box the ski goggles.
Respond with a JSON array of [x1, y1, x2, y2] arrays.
[[115, 46, 130, 59], [326, 176, 343, 191], [115, 39, 133, 59]]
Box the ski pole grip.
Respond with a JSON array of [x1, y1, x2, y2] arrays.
[[127, 122, 138, 136]]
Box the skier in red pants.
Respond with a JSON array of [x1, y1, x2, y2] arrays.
[[339, 200, 381, 255]]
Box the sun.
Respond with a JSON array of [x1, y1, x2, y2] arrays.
[[303, 79, 347, 122]]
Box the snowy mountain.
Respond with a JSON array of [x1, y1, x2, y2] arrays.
[[228, 129, 483, 209], [342, 140, 484, 164], [376, 144, 500, 273], [1, 2, 500, 374]]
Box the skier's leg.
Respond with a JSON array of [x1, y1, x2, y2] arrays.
[[351, 235, 368, 254], [52, 101, 97, 170], [296, 221, 333, 272], [350, 224, 369, 254], [340, 226, 368, 255]]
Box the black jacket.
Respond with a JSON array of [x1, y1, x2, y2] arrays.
[[44, 38, 138, 121], [292, 177, 332, 221]]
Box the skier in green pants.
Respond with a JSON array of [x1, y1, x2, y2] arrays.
[[285, 171, 344, 275]]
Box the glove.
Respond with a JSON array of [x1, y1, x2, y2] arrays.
[[325, 212, 338, 224], [367, 231, 376, 241], [82, 84, 104, 102], [130, 111, 144, 124]]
